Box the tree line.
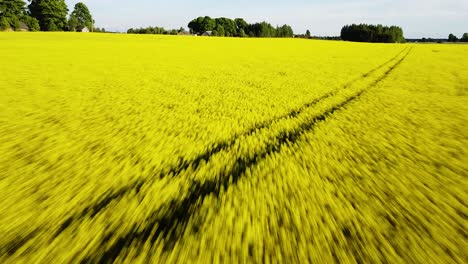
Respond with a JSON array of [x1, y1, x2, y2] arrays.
[[127, 26, 185, 35], [341, 24, 405, 43], [0, 0, 97, 32], [448, 33, 468, 42], [188, 16, 294, 37]]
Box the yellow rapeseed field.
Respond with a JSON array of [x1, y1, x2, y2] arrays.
[[0, 32, 467, 263]]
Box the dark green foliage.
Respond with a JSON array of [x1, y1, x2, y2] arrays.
[[276, 24, 294, 38], [187, 17, 294, 38], [235, 18, 248, 32], [215, 24, 224, 36], [246, 21, 274, 37], [23, 15, 39, 31], [93, 27, 105, 32], [306, 30, 311, 38], [0, 16, 9, 30], [215, 18, 235, 36], [447, 33, 468, 42], [341, 24, 405, 43], [239, 28, 246, 38], [312, 36, 341, 40], [68, 13, 77, 31], [188, 16, 215, 34], [0, 0, 30, 30], [28, 0, 68, 31], [127, 26, 179, 35], [10, 14, 20, 30], [412, 37, 444, 43], [200, 16, 215, 32], [461, 33, 468, 42], [0, 0, 26, 18], [70, 2, 92, 31], [448, 33, 458, 42], [188, 17, 202, 34]]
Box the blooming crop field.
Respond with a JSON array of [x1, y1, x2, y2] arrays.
[[0, 33, 467, 263]]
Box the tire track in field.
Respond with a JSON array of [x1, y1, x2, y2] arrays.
[[0, 48, 409, 257], [56, 47, 408, 220], [82, 48, 413, 262], [1, 48, 410, 259]]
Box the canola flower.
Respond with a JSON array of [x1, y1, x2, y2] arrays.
[[0, 33, 467, 263]]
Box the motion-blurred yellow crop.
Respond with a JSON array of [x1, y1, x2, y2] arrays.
[[0, 33, 467, 263]]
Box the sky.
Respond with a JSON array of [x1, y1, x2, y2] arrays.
[[65, 0, 468, 38]]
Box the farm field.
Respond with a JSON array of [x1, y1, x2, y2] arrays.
[[0, 33, 467, 263]]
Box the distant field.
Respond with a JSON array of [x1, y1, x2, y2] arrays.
[[0, 33, 467, 263]]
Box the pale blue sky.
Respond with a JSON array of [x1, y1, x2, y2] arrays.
[[65, 0, 468, 38]]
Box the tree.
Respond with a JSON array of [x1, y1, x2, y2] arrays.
[[188, 16, 203, 34], [448, 33, 458, 42], [0, 0, 28, 30], [239, 28, 246, 38], [68, 14, 77, 31], [276, 24, 294, 37], [23, 15, 39, 31], [214, 17, 236, 36], [235, 18, 248, 32], [200, 16, 215, 32], [215, 24, 224, 36], [0, 0, 26, 19], [461, 33, 468, 42], [0, 17, 9, 30], [70, 2, 92, 31], [28, 0, 68, 31], [188, 16, 294, 38], [306, 29, 311, 38], [126, 25, 181, 35], [341, 24, 404, 43]]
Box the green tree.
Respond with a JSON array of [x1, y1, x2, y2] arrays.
[[234, 18, 248, 33], [0, 0, 27, 30], [0, 0, 26, 19], [341, 24, 404, 43], [0, 16, 9, 30], [215, 24, 224, 36], [306, 29, 311, 38], [28, 0, 68, 31], [239, 28, 246, 38], [448, 33, 458, 42], [9, 15, 20, 29], [460, 33, 468, 42], [188, 16, 294, 38], [23, 15, 39, 31], [188, 16, 203, 34], [70, 2, 92, 31], [200, 16, 215, 32], [68, 14, 77, 31], [215, 17, 236, 36]]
